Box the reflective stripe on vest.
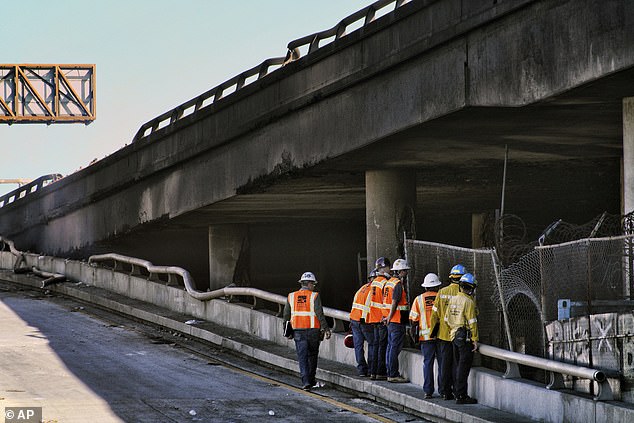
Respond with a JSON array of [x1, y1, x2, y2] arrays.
[[367, 277, 387, 323], [383, 278, 408, 323], [350, 283, 372, 321], [288, 290, 319, 329], [414, 292, 437, 341]]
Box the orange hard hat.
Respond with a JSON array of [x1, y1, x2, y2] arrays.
[[344, 333, 354, 348]]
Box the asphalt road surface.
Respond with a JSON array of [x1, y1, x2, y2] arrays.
[[0, 281, 429, 423]]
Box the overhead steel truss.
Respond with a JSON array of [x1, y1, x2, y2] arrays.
[[0, 64, 95, 124]]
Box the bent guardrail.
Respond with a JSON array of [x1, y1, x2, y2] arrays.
[[87, 253, 349, 330], [132, 0, 412, 142], [0, 241, 618, 401]]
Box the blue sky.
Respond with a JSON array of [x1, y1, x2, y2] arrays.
[[0, 0, 366, 195]]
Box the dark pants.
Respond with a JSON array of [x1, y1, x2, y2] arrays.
[[438, 339, 454, 396], [350, 320, 376, 376], [386, 322, 406, 378], [453, 337, 474, 398], [421, 340, 441, 395], [372, 324, 388, 377], [293, 328, 321, 387]]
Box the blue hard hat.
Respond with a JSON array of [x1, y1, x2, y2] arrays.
[[459, 273, 477, 287], [449, 264, 467, 279]]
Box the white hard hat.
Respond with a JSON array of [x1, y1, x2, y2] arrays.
[[422, 273, 441, 288], [298, 271, 318, 283], [391, 259, 410, 271]]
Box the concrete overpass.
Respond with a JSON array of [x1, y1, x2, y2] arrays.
[[0, 0, 632, 310]]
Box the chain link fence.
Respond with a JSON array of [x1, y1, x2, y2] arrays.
[[405, 231, 634, 382]]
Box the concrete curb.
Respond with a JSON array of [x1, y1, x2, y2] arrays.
[[1, 271, 536, 423]]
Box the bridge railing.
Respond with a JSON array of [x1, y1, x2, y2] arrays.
[[0, 174, 62, 209], [132, 0, 412, 143], [87, 251, 616, 399]]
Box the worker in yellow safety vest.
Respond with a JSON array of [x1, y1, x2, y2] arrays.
[[444, 273, 479, 404], [410, 273, 442, 398], [382, 258, 410, 383], [366, 257, 391, 380], [430, 263, 466, 400], [283, 271, 331, 390], [349, 270, 377, 377]]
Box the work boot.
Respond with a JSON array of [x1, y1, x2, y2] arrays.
[[442, 393, 455, 400], [387, 376, 409, 383], [302, 385, 311, 391], [456, 395, 477, 404], [374, 375, 387, 381]]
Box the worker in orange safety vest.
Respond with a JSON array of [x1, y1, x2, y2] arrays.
[[382, 258, 410, 383], [410, 273, 442, 398], [366, 257, 391, 380], [349, 270, 377, 377], [283, 271, 331, 390]]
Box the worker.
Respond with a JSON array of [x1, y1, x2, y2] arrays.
[[444, 273, 479, 404], [409, 273, 442, 398], [382, 258, 410, 383], [367, 257, 391, 380], [349, 270, 377, 377], [283, 271, 332, 390], [430, 263, 466, 400]]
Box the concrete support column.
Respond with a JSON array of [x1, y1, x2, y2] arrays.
[[365, 170, 416, 272], [208, 224, 248, 290], [624, 98, 634, 215]]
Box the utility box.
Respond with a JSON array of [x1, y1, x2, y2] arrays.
[[558, 299, 571, 320], [557, 299, 586, 320]]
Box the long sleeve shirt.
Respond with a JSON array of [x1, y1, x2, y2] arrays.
[[444, 291, 479, 342]]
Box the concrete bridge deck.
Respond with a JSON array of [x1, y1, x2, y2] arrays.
[[0, 0, 631, 299]]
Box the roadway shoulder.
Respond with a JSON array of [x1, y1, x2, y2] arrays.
[[0, 270, 536, 423]]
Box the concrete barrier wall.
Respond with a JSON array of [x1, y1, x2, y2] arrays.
[[4, 251, 634, 423]]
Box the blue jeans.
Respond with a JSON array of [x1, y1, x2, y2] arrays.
[[293, 329, 321, 387], [372, 324, 387, 377], [386, 322, 405, 378], [421, 340, 441, 395], [350, 320, 376, 376]]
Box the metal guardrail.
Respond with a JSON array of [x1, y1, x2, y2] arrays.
[[478, 344, 616, 401], [0, 174, 62, 209], [132, 0, 412, 142], [0, 241, 616, 400], [88, 253, 349, 330], [88, 252, 618, 399]]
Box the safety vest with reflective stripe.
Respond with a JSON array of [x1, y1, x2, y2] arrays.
[[350, 283, 372, 322], [444, 291, 479, 342], [410, 291, 437, 341], [430, 282, 460, 342], [288, 290, 320, 329], [383, 277, 409, 324], [366, 276, 388, 324]]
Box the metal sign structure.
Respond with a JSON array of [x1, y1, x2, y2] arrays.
[[0, 64, 95, 124]]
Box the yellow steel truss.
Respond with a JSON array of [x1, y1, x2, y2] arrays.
[[0, 64, 95, 124]]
